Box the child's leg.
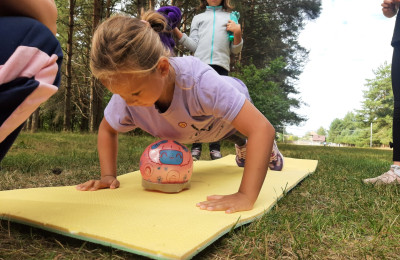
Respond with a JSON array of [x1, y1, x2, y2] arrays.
[[0, 17, 63, 162], [225, 132, 284, 170], [224, 132, 247, 167], [191, 143, 202, 161], [206, 65, 229, 160], [209, 141, 222, 160], [225, 132, 247, 146]]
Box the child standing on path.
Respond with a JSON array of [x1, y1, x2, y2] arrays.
[[0, 0, 63, 163], [173, 0, 243, 161], [76, 11, 283, 213], [364, 0, 400, 184]]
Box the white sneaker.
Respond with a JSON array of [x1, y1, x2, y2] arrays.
[[363, 166, 400, 185]]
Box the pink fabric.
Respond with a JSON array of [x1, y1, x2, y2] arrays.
[[0, 46, 60, 142]]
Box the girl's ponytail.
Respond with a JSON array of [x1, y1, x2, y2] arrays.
[[140, 10, 168, 33]]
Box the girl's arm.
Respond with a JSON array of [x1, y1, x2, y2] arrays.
[[173, 27, 183, 40], [174, 18, 199, 52], [227, 20, 243, 54], [196, 100, 275, 213], [0, 0, 58, 35], [227, 20, 243, 46], [76, 118, 120, 191]]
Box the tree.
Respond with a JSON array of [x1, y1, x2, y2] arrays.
[[34, 0, 322, 133], [358, 63, 393, 145], [231, 58, 306, 130], [63, 0, 76, 131], [316, 126, 326, 136]]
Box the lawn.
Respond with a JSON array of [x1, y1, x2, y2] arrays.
[[1, 132, 399, 259]]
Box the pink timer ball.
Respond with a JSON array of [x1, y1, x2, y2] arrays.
[[139, 140, 193, 193]]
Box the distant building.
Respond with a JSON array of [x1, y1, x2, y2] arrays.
[[310, 131, 326, 145], [291, 132, 327, 146]]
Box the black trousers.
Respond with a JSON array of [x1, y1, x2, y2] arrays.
[[392, 46, 400, 162]]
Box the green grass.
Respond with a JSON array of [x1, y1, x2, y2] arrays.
[[1, 132, 399, 259]]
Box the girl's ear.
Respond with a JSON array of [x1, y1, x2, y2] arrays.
[[157, 57, 170, 77]]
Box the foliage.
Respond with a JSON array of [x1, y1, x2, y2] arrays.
[[316, 126, 326, 136], [328, 63, 393, 147], [31, 0, 322, 132], [231, 58, 306, 131]]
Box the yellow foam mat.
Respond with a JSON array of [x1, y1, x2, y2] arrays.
[[0, 155, 318, 260]]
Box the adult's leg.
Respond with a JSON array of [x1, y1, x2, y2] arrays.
[[392, 46, 400, 163], [0, 124, 24, 163], [0, 17, 62, 163], [363, 46, 400, 184]]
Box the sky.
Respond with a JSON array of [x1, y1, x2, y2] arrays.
[[285, 0, 396, 136]]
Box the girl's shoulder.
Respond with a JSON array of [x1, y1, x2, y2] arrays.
[[170, 56, 209, 77]]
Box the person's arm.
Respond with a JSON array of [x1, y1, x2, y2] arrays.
[[0, 0, 58, 35], [173, 27, 183, 40], [76, 118, 120, 191], [227, 20, 242, 45], [174, 17, 199, 52], [227, 20, 243, 54], [196, 100, 275, 213], [382, 0, 399, 18]]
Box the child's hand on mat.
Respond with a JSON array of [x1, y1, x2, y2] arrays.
[[196, 192, 254, 214], [76, 175, 120, 191]]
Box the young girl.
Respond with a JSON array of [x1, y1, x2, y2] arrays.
[[172, 0, 243, 161], [76, 11, 283, 214], [0, 0, 63, 162]]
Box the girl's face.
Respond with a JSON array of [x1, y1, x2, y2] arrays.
[[101, 58, 173, 108], [102, 71, 165, 107], [206, 0, 223, 7]]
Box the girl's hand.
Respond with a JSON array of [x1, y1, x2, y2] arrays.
[[226, 20, 241, 35], [196, 192, 254, 214], [76, 175, 120, 191]]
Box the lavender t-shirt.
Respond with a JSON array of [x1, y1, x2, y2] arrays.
[[104, 56, 250, 144]]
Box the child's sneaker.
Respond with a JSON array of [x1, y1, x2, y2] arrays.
[[210, 150, 222, 160], [363, 166, 400, 185], [235, 142, 246, 167], [269, 141, 284, 171], [191, 147, 201, 161]]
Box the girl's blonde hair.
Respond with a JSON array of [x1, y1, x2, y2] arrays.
[[90, 11, 170, 81], [199, 0, 233, 11]]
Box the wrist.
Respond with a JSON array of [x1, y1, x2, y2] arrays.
[[101, 174, 116, 178]]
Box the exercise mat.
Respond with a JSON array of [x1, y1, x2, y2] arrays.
[[0, 155, 318, 259]]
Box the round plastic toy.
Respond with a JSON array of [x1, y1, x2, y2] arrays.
[[139, 140, 193, 193]]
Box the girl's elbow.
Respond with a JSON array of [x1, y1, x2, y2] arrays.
[[269, 124, 276, 138], [263, 120, 275, 138]]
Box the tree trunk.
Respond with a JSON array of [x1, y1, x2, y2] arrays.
[[31, 108, 40, 133], [89, 0, 104, 132], [63, 0, 76, 131], [148, 0, 156, 9], [137, 0, 147, 15], [105, 0, 111, 18]]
